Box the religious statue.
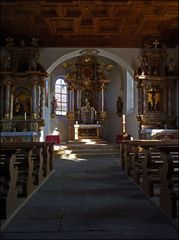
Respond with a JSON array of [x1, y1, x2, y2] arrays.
[[51, 96, 58, 115], [116, 96, 123, 116], [136, 56, 148, 75], [166, 57, 176, 76], [14, 102, 24, 115], [80, 98, 97, 124]]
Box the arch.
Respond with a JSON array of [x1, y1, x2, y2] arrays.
[[47, 48, 134, 77]]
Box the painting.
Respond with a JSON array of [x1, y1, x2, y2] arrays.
[[14, 87, 30, 116]]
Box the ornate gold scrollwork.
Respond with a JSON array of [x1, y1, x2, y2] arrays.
[[98, 111, 107, 122], [66, 111, 75, 120]]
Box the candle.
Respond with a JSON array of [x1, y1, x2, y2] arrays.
[[24, 112, 26, 120]]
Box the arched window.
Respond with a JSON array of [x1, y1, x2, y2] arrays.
[[55, 78, 67, 115]]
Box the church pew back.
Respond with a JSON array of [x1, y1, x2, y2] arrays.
[[0, 142, 54, 220]]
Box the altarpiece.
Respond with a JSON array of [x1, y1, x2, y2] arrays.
[[134, 40, 178, 139], [62, 51, 112, 140], [0, 38, 48, 142]]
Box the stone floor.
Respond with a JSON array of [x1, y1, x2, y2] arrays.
[[1, 151, 178, 239]]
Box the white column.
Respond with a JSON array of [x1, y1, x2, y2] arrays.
[[101, 84, 105, 111]]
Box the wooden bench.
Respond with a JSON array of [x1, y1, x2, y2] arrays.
[[128, 139, 179, 218], [128, 140, 164, 189], [120, 140, 133, 175], [0, 149, 18, 219], [158, 145, 179, 218], [136, 140, 178, 197], [0, 141, 54, 220], [121, 139, 178, 194]]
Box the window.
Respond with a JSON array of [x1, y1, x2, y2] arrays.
[[55, 78, 67, 115], [127, 72, 134, 113]]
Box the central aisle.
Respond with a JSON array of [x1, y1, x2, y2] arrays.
[[1, 151, 178, 239]]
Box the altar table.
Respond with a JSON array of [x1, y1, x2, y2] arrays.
[[0, 131, 39, 142], [74, 124, 102, 140], [45, 135, 60, 144], [141, 129, 179, 139]]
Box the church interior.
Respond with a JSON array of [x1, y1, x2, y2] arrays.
[[0, 0, 179, 239]]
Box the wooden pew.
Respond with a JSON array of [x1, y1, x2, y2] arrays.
[[0, 149, 18, 219], [0, 141, 54, 220], [16, 148, 34, 197], [128, 140, 163, 188], [121, 139, 178, 193], [120, 140, 133, 175], [1, 144, 41, 197], [120, 139, 179, 218], [137, 140, 178, 197], [158, 145, 179, 218]]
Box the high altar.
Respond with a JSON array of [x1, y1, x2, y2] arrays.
[[62, 50, 112, 140], [0, 38, 48, 142]]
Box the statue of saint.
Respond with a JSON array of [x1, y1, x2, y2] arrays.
[[166, 58, 176, 76], [116, 96, 123, 116], [51, 96, 58, 114]]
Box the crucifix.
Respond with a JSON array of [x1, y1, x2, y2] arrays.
[[147, 85, 160, 111], [153, 39, 160, 49]]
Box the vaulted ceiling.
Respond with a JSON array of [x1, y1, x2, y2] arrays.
[[0, 0, 178, 48]]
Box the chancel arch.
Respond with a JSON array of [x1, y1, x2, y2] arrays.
[[46, 49, 137, 142]]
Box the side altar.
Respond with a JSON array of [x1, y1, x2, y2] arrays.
[[0, 37, 48, 141], [134, 40, 178, 138]]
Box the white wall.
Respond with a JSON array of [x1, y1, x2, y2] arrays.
[[104, 63, 124, 142], [39, 47, 178, 142]]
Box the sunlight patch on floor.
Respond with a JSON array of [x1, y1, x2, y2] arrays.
[[80, 139, 96, 144], [61, 153, 87, 162], [54, 145, 67, 151]]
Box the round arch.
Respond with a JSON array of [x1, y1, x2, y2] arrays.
[[47, 48, 134, 77]]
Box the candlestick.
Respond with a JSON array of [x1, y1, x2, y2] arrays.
[[24, 112, 26, 120]]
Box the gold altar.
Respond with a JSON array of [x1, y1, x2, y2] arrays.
[[62, 50, 112, 140], [134, 40, 178, 138], [0, 38, 48, 135]]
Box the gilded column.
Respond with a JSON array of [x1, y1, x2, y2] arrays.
[[101, 84, 105, 111], [137, 80, 143, 114], [77, 88, 81, 121], [4, 79, 12, 119], [67, 85, 75, 141], [71, 86, 75, 112], [0, 82, 5, 119], [67, 86, 72, 111], [10, 91, 14, 120], [40, 79, 45, 119], [31, 80, 38, 119]]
